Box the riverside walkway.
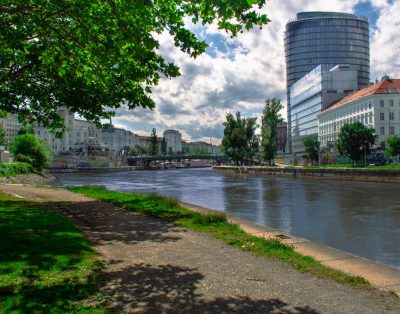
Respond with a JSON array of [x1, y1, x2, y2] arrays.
[[1, 185, 399, 313]]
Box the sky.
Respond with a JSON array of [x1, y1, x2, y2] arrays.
[[113, 0, 400, 144]]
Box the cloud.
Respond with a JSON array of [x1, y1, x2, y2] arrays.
[[113, 0, 395, 143], [370, 0, 400, 79]]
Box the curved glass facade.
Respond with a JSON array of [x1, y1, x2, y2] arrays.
[[285, 11, 370, 152]]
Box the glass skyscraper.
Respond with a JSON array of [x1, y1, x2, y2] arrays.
[[285, 11, 370, 153]]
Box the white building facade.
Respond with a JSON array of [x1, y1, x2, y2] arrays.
[[0, 114, 22, 145], [101, 126, 140, 155], [318, 78, 400, 150], [163, 129, 182, 153]]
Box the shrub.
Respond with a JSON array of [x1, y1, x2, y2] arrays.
[[10, 134, 52, 170], [0, 162, 33, 177], [192, 212, 227, 225]]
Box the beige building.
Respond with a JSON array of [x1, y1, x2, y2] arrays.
[[163, 129, 182, 153], [101, 126, 139, 155], [318, 78, 400, 150], [0, 113, 22, 145]]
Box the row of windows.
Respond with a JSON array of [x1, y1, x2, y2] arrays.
[[287, 71, 370, 85], [285, 31, 369, 43], [319, 113, 373, 135], [285, 38, 369, 50], [288, 17, 368, 27], [286, 25, 368, 36], [287, 56, 369, 69], [286, 44, 369, 56]]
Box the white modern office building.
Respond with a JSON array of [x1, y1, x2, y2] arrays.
[[318, 78, 400, 150]]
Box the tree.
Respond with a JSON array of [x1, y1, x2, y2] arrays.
[[303, 135, 320, 162], [10, 133, 52, 170], [336, 122, 375, 162], [221, 112, 258, 165], [161, 137, 167, 155], [136, 144, 147, 156], [0, 124, 7, 146], [149, 128, 158, 156], [386, 135, 400, 158], [261, 98, 283, 165], [1, 2, 270, 132]]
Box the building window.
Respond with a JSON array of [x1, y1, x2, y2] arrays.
[[368, 103, 372, 109], [390, 112, 394, 121], [369, 113, 373, 123], [389, 100, 394, 107], [380, 142, 385, 149], [390, 126, 394, 135], [380, 100, 384, 107], [380, 112, 385, 121], [380, 127, 385, 135]]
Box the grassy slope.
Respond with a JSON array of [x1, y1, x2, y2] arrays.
[[0, 194, 104, 313], [68, 186, 370, 288]]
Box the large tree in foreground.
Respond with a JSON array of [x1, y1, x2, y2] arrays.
[[0, 1, 270, 132], [336, 122, 375, 162], [261, 98, 282, 165], [221, 112, 258, 165]]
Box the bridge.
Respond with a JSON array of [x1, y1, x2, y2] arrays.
[[126, 155, 228, 166]]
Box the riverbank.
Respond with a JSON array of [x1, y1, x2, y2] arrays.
[[0, 172, 55, 184], [213, 165, 400, 183], [1, 184, 399, 313], [66, 186, 399, 294]]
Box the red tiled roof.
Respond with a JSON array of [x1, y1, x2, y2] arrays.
[[322, 79, 400, 113]]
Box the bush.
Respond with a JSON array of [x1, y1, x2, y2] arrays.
[[10, 134, 52, 170], [14, 153, 34, 164], [192, 212, 227, 225], [0, 162, 33, 177]]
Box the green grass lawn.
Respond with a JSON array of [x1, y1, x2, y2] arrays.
[[68, 186, 370, 288], [0, 194, 104, 313]]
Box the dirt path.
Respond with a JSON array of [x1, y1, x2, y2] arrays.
[[1, 184, 399, 313]]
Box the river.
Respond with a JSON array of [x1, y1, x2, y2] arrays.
[[53, 168, 400, 270]]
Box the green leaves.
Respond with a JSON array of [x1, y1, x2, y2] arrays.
[[0, 1, 270, 130], [303, 135, 320, 162], [261, 98, 283, 165], [337, 122, 376, 162], [222, 111, 259, 165]]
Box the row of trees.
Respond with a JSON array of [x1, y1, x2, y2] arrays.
[[221, 98, 283, 165]]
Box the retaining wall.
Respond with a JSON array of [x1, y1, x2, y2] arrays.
[[213, 166, 400, 183]]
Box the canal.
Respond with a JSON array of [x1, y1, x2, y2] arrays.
[[53, 168, 400, 270]]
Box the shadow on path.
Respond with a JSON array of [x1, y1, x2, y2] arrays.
[[45, 200, 185, 245], [99, 262, 320, 314]]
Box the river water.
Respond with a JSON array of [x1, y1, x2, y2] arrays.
[[53, 168, 400, 270]]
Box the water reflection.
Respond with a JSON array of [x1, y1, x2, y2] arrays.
[[53, 168, 400, 269]]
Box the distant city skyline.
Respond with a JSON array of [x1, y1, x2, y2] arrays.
[[112, 0, 400, 145]]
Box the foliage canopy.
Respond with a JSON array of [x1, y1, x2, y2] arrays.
[[10, 133, 52, 170], [303, 134, 320, 162], [221, 111, 258, 165], [386, 135, 400, 158], [0, 1, 269, 131], [336, 122, 375, 162], [261, 98, 282, 165]]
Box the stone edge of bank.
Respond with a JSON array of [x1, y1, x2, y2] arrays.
[[181, 201, 400, 295], [212, 165, 400, 183]]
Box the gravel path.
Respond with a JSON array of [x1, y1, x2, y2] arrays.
[[1, 184, 399, 313]]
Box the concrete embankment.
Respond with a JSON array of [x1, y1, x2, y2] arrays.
[[50, 166, 135, 173], [181, 202, 400, 294], [213, 165, 400, 183]]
